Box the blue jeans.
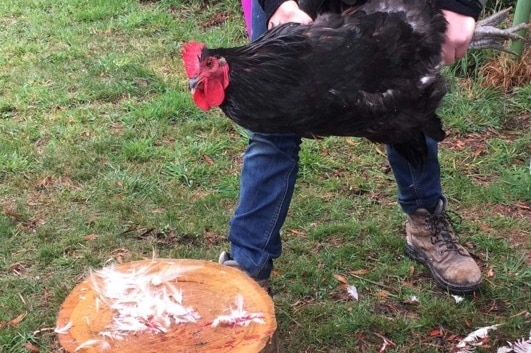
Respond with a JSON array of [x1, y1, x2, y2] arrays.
[[228, 0, 442, 280]]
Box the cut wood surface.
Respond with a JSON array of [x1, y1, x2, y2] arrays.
[[56, 258, 277, 353]]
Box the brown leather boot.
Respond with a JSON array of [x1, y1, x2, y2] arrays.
[[218, 251, 272, 294], [405, 197, 482, 294]]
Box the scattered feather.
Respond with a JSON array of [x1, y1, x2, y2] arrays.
[[497, 331, 531, 353], [452, 295, 465, 304], [74, 339, 110, 352], [88, 262, 201, 339], [456, 324, 501, 348], [211, 295, 265, 327], [511, 336, 531, 353], [54, 321, 73, 334], [346, 285, 359, 301]]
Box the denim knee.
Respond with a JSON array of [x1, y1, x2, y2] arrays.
[[228, 132, 302, 280]]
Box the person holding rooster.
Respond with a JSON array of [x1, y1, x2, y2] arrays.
[[220, 0, 484, 295]]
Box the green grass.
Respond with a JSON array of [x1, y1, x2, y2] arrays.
[[0, 1, 530, 352]]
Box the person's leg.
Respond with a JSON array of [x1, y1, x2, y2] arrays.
[[250, 0, 267, 40], [225, 0, 301, 282], [228, 133, 301, 281], [387, 137, 442, 214], [387, 138, 482, 293]]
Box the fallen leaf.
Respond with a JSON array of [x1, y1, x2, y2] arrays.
[[333, 274, 349, 284], [3, 209, 22, 219], [43, 287, 49, 303], [429, 328, 443, 337], [24, 343, 40, 352], [202, 154, 214, 166], [84, 233, 98, 241], [10, 312, 27, 327], [288, 229, 306, 237], [487, 267, 495, 278], [477, 221, 494, 233], [36, 176, 53, 190], [349, 269, 369, 275], [374, 290, 390, 298]]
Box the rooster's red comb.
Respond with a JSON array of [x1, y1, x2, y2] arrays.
[[181, 41, 206, 78]]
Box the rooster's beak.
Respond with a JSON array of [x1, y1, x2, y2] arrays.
[[188, 76, 199, 93]]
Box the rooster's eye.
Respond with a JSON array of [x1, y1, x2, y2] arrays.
[[206, 58, 213, 68]]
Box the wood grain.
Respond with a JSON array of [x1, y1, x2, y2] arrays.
[[56, 259, 277, 353]]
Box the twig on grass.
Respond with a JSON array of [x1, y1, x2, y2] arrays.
[[349, 273, 400, 297]]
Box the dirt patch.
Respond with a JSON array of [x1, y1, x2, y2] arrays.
[[201, 12, 231, 29]]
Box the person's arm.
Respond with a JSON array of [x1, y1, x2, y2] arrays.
[[437, 0, 487, 65], [259, 0, 313, 28], [260, 0, 487, 64]]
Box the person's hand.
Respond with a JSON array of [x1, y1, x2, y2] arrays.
[[268, 0, 313, 29], [441, 10, 476, 65]]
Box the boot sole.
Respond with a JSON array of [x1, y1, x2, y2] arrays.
[[405, 243, 481, 294]]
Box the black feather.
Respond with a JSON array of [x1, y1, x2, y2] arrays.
[[194, 0, 448, 167]]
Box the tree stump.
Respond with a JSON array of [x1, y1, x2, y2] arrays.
[[56, 259, 278, 353]]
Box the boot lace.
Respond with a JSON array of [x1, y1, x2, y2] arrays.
[[427, 210, 468, 256]]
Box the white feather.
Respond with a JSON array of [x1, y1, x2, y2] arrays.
[[346, 285, 359, 301], [456, 324, 501, 348], [86, 261, 202, 340], [74, 339, 110, 352], [211, 295, 265, 327], [54, 321, 73, 334], [452, 295, 465, 304]]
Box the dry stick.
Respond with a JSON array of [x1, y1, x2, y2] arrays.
[[276, 306, 303, 328], [349, 273, 398, 295], [32, 327, 56, 335], [508, 310, 529, 319], [373, 331, 397, 347]]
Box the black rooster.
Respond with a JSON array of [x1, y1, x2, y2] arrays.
[[182, 0, 526, 166]]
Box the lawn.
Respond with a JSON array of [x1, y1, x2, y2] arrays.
[[0, 0, 529, 352]]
